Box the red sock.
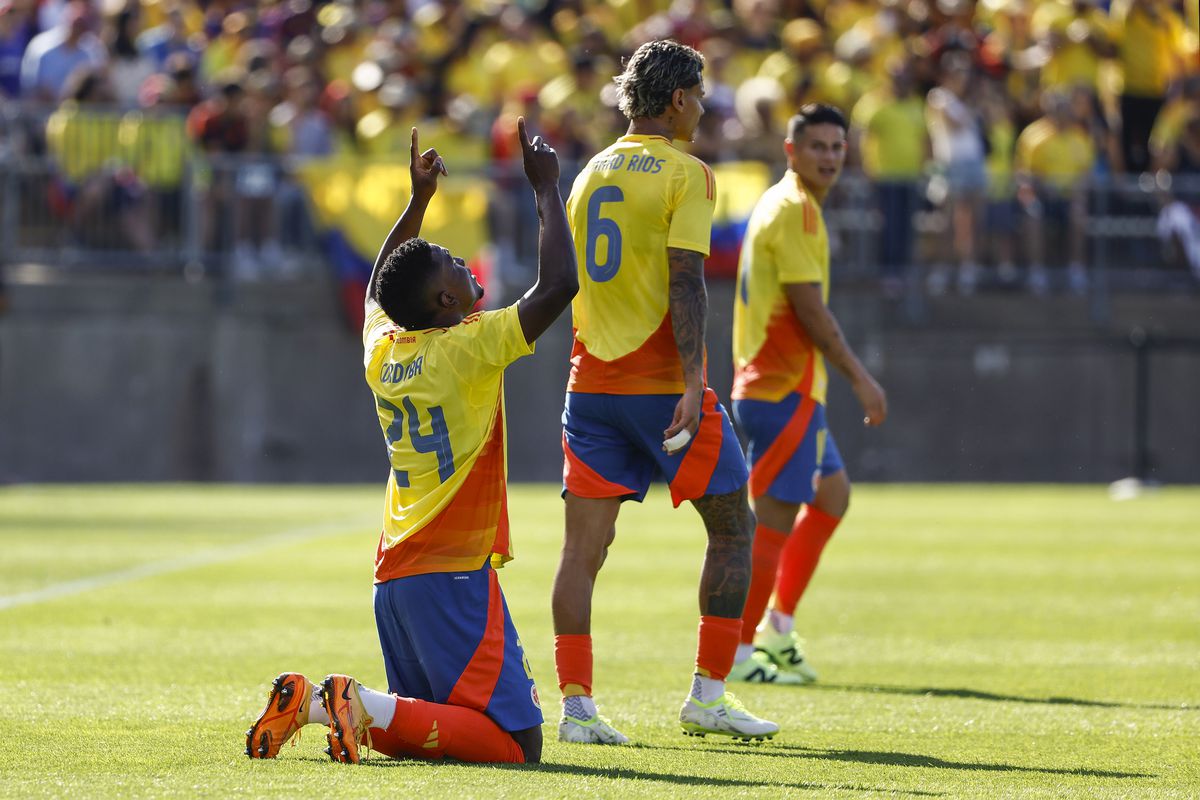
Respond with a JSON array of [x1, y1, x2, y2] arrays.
[[774, 505, 841, 615], [554, 634, 592, 696], [368, 696, 525, 763], [695, 615, 741, 680], [739, 524, 788, 644]]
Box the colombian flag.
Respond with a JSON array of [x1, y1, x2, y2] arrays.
[[707, 161, 773, 279]]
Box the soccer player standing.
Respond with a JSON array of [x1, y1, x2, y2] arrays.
[[552, 40, 777, 744], [728, 104, 887, 685], [245, 120, 576, 765]]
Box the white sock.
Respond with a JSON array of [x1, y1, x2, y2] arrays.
[[690, 674, 725, 703], [768, 610, 793, 634], [734, 643, 756, 663], [307, 685, 329, 725], [563, 694, 598, 721], [358, 685, 396, 729]]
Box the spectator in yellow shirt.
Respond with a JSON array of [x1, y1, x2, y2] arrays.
[[1031, 0, 1115, 93], [1015, 91, 1096, 294], [851, 59, 928, 295], [1110, 0, 1193, 172], [46, 65, 154, 253]]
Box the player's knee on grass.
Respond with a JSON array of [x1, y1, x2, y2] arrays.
[[510, 725, 542, 763]]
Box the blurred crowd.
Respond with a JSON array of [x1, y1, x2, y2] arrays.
[[0, 0, 1198, 293]]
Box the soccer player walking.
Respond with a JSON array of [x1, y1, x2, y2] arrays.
[[245, 120, 576, 765], [553, 40, 777, 744], [728, 104, 887, 685]]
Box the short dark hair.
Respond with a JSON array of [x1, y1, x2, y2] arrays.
[[614, 39, 704, 120], [374, 237, 439, 329], [787, 103, 847, 141]]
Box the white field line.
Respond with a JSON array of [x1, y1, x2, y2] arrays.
[[0, 515, 375, 612]]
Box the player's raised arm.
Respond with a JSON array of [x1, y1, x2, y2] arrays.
[[365, 127, 448, 307], [663, 247, 707, 440], [783, 282, 887, 426], [515, 117, 578, 344]]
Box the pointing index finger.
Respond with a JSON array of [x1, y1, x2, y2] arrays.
[[517, 116, 530, 151], [410, 127, 418, 161]]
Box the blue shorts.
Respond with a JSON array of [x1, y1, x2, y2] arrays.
[[733, 393, 844, 505], [562, 389, 749, 507], [373, 562, 543, 733]]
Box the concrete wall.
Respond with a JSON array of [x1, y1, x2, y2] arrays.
[[1, 275, 1197, 484]]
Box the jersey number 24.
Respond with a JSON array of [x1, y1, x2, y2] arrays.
[[376, 396, 455, 487]]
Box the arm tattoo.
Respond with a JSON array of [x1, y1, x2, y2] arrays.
[[692, 486, 755, 618], [667, 247, 707, 387]]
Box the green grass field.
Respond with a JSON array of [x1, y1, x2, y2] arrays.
[[2, 484, 1198, 799]]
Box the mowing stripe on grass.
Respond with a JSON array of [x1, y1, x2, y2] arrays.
[[0, 515, 375, 611]]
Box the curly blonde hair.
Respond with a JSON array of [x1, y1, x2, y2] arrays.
[[613, 40, 704, 121]]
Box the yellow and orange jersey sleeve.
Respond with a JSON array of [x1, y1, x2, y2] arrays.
[[667, 153, 717, 256], [732, 173, 830, 405], [363, 304, 534, 580], [775, 200, 828, 288], [566, 135, 715, 394]]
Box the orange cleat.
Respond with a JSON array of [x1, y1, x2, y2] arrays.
[[245, 672, 313, 759], [318, 674, 374, 764]]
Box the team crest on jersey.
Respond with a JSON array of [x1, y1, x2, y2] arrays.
[[811, 468, 821, 494], [530, 684, 541, 709]]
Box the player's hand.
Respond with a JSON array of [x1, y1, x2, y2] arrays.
[[665, 386, 702, 443], [410, 127, 448, 200], [517, 116, 560, 193], [854, 374, 888, 427]]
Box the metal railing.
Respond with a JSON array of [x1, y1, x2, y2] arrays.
[[2, 102, 1198, 314]]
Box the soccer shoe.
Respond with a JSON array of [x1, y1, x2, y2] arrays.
[[317, 674, 374, 764], [245, 672, 312, 759], [558, 713, 631, 745], [755, 628, 819, 683], [727, 650, 807, 685], [679, 692, 779, 742]]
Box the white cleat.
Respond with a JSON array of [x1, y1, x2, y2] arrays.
[[679, 692, 779, 742], [558, 713, 630, 744], [755, 628, 819, 684]]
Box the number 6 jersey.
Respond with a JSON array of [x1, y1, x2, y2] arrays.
[[363, 303, 534, 582], [565, 134, 715, 395]]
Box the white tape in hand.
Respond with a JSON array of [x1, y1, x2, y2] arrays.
[[662, 429, 693, 455]]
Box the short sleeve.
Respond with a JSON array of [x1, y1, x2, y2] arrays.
[[773, 204, 825, 284], [439, 305, 535, 380], [666, 158, 715, 256]]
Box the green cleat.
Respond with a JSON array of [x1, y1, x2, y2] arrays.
[[727, 650, 807, 685], [755, 628, 818, 683]]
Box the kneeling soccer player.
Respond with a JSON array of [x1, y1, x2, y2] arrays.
[[245, 120, 576, 765]]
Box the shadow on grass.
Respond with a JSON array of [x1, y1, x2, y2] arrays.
[[811, 683, 1193, 712], [355, 757, 945, 795], [654, 744, 1154, 780]]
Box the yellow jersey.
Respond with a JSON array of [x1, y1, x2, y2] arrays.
[[363, 303, 534, 582], [566, 134, 716, 394], [732, 171, 830, 406], [851, 90, 927, 180], [1015, 119, 1095, 191], [1110, 0, 1191, 97]]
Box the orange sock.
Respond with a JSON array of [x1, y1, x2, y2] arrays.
[[554, 634, 592, 696], [695, 615, 741, 680], [774, 505, 841, 615], [739, 524, 788, 644], [368, 696, 525, 763]]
